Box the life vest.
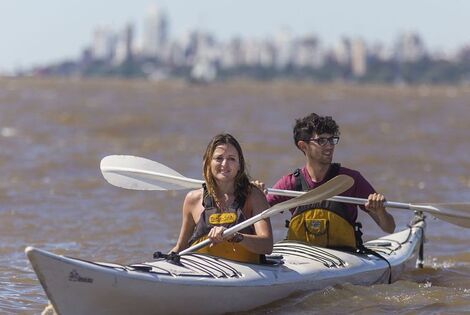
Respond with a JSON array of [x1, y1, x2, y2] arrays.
[[286, 164, 362, 249], [188, 185, 261, 264]]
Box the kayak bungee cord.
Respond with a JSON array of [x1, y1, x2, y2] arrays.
[[195, 257, 242, 278], [273, 243, 345, 268], [283, 243, 348, 265], [182, 255, 241, 278], [154, 250, 243, 278]]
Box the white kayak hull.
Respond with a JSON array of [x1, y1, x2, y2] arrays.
[[26, 217, 425, 315]]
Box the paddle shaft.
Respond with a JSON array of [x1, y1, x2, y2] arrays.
[[269, 188, 414, 210]]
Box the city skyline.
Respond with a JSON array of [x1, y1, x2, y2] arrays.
[[1, 0, 470, 73]]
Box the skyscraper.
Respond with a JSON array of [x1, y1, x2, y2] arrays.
[[113, 23, 135, 65], [351, 38, 367, 77], [142, 4, 169, 58], [91, 25, 116, 61]]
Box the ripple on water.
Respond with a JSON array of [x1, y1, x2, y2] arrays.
[[241, 280, 470, 315], [1, 80, 470, 314]]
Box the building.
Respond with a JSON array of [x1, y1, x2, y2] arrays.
[[113, 23, 135, 65], [351, 38, 367, 77], [91, 26, 116, 61], [142, 4, 169, 58]]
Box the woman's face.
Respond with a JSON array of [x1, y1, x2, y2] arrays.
[[210, 143, 240, 184]]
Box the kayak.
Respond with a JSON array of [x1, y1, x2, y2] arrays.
[[26, 215, 425, 315]]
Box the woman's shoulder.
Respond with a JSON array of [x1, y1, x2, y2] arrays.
[[246, 184, 270, 206], [242, 185, 268, 217], [185, 188, 204, 204]]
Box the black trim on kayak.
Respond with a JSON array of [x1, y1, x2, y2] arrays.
[[358, 246, 393, 284]]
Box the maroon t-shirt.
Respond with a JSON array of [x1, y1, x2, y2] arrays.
[[267, 166, 375, 224]]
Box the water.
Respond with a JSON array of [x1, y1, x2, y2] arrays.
[[1, 78, 469, 314]]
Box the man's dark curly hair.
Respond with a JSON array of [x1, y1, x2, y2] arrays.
[[293, 113, 340, 150]]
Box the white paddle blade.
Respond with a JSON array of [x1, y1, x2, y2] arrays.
[[100, 155, 203, 191], [413, 203, 470, 228], [263, 174, 355, 219]]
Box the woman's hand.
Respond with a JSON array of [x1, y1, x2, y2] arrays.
[[208, 226, 244, 244], [207, 226, 227, 244]]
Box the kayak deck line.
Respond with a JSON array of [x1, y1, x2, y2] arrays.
[[176, 254, 243, 278], [91, 254, 244, 279], [364, 217, 425, 256], [272, 243, 346, 268]]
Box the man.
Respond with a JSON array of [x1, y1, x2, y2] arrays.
[[265, 113, 395, 249]]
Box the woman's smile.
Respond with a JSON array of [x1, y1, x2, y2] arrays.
[[211, 144, 240, 182]]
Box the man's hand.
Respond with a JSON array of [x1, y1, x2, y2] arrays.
[[365, 193, 386, 215], [366, 193, 396, 233], [251, 180, 268, 195]]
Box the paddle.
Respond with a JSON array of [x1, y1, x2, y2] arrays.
[[267, 189, 470, 228], [179, 174, 354, 254], [100, 155, 470, 228]]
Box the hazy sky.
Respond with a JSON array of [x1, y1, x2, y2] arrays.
[[1, 0, 469, 72]]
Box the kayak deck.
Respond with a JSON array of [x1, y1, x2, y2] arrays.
[[26, 216, 425, 315]]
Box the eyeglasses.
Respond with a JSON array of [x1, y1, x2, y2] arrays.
[[308, 136, 340, 146]]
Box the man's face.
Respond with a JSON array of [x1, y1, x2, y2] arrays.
[[301, 133, 339, 165]]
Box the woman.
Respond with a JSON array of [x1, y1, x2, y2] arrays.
[[171, 133, 273, 263]]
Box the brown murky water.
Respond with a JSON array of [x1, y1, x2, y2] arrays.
[[1, 78, 469, 314]]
